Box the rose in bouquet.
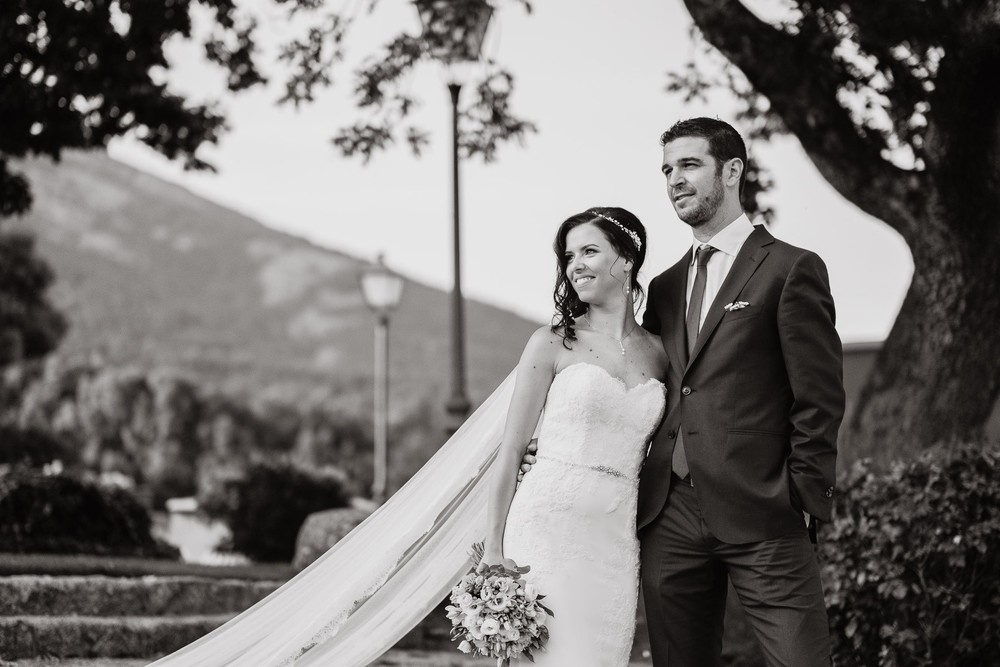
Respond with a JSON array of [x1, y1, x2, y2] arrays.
[[446, 543, 554, 666]]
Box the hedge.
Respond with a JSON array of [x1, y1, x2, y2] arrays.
[[821, 442, 1000, 666]]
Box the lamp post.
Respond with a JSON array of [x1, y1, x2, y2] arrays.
[[359, 254, 404, 503], [417, 0, 494, 430]]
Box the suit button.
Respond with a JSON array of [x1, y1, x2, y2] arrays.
[[681, 386, 692, 396], [667, 430, 676, 439], [825, 487, 834, 498]]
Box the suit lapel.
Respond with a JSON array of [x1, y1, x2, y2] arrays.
[[685, 226, 773, 372]]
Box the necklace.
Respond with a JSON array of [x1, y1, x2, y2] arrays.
[[582, 314, 637, 356]]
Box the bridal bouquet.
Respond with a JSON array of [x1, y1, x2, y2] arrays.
[[446, 543, 554, 666]]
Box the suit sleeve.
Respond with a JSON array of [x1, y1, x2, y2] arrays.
[[777, 251, 845, 522], [642, 275, 662, 335]]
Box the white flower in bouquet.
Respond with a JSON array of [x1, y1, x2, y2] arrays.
[[487, 593, 510, 611], [480, 617, 501, 636]]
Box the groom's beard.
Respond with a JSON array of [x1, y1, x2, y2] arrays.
[[677, 177, 725, 229]]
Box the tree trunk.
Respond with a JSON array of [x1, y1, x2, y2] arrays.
[[847, 225, 1000, 460]]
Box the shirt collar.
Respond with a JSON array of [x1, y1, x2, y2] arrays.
[[690, 213, 755, 264]]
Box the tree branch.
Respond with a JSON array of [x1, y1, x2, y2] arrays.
[[682, 0, 931, 240]]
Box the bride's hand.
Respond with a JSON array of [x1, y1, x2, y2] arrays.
[[478, 551, 530, 576]]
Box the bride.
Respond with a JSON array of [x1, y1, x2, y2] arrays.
[[148, 207, 666, 667], [483, 206, 666, 665]]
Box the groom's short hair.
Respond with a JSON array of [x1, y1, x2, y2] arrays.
[[660, 117, 748, 199]]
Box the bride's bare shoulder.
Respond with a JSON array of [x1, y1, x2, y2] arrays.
[[528, 323, 565, 340], [522, 325, 565, 359]]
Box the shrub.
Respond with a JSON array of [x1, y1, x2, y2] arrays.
[[201, 460, 350, 563], [821, 442, 1000, 666], [0, 471, 179, 559], [0, 425, 72, 467]]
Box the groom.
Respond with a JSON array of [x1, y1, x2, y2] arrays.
[[637, 117, 844, 666]]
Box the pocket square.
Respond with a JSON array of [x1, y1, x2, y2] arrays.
[[724, 301, 750, 312]]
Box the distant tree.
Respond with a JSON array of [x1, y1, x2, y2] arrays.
[[674, 1, 1000, 459], [0, 228, 66, 364]]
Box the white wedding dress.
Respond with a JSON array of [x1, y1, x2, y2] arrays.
[[147, 364, 663, 667], [504, 362, 666, 666]]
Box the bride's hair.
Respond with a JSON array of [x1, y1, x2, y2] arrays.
[[551, 206, 647, 347]]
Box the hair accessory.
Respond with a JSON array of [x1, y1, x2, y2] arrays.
[[592, 211, 642, 251]]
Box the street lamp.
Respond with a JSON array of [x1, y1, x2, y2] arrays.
[[359, 254, 404, 503], [416, 0, 494, 430]]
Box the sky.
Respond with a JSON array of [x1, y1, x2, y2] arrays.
[[108, 0, 913, 344]]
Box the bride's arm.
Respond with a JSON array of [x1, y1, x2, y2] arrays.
[[482, 326, 559, 567]]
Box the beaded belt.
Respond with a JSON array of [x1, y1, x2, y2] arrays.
[[535, 453, 637, 483]]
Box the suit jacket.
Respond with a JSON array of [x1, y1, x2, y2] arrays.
[[637, 225, 845, 543]]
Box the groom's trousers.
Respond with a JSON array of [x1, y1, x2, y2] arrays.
[[640, 477, 831, 667]]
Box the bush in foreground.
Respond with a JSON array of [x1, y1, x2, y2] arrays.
[[0, 471, 178, 559], [0, 425, 72, 468], [202, 460, 350, 563], [822, 442, 1000, 666]]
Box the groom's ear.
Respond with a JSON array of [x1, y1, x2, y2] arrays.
[[722, 157, 744, 188]]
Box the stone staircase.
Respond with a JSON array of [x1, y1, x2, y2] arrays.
[[0, 574, 280, 660], [0, 573, 470, 663], [0, 572, 661, 663]]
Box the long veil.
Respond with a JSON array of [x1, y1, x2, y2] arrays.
[[149, 370, 518, 667]]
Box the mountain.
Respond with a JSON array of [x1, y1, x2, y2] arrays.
[[10, 151, 539, 418]]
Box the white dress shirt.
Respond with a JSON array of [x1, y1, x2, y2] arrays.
[[685, 213, 756, 330]]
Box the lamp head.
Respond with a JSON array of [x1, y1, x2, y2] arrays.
[[417, 0, 494, 63], [359, 254, 404, 317]]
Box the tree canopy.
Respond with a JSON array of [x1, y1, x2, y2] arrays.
[[0, 0, 538, 219], [273, 0, 537, 162], [1, 0, 265, 218]]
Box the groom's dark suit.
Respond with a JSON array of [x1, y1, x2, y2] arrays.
[[638, 223, 844, 666]]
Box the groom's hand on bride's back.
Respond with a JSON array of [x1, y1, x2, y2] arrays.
[[516, 440, 538, 483]]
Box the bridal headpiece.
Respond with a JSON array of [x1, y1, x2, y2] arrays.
[[593, 211, 642, 252]]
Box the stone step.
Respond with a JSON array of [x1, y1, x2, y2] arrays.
[[0, 576, 280, 617], [0, 615, 232, 660], [2, 653, 494, 667], [5, 649, 657, 666], [1, 613, 652, 663], [0, 606, 461, 661], [0, 613, 464, 661]]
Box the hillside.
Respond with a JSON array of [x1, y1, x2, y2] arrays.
[[10, 151, 539, 418]]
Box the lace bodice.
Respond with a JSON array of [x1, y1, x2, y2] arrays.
[[534, 362, 666, 479]]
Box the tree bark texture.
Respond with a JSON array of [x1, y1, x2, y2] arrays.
[[683, 0, 1000, 460]]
